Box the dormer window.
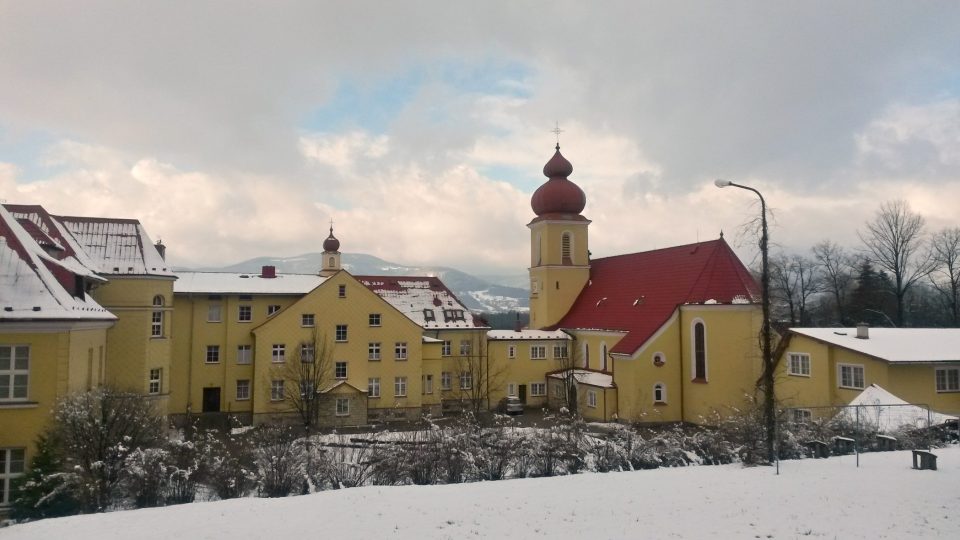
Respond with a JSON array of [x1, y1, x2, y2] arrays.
[[423, 309, 435, 322]]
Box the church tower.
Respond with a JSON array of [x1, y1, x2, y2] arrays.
[[528, 145, 591, 329], [320, 223, 341, 277]]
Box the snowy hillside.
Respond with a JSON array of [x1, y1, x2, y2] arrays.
[[5, 448, 958, 539]]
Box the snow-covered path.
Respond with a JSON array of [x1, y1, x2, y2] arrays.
[[5, 448, 959, 539]]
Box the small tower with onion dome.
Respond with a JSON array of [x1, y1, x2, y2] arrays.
[[320, 222, 341, 277]]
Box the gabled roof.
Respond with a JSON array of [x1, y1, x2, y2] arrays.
[[554, 238, 758, 355], [840, 384, 956, 429], [789, 327, 960, 363], [54, 214, 174, 277], [355, 275, 488, 329]]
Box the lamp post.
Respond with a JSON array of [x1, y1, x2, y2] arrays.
[[715, 178, 774, 462]]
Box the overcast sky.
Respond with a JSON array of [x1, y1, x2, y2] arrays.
[[1, 2, 958, 275]]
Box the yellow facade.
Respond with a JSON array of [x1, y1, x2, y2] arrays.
[[528, 218, 590, 329], [488, 335, 569, 409]]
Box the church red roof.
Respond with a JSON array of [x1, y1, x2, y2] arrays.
[[554, 238, 759, 355]]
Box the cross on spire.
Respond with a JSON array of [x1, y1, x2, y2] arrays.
[[551, 121, 564, 149]]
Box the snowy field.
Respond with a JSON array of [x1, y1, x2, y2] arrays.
[[4, 448, 959, 539]]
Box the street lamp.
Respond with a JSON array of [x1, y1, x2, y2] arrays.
[[715, 178, 775, 462]]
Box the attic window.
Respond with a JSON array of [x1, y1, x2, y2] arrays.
[[442, 309, 466, 322], [423, 309, 436, 322]]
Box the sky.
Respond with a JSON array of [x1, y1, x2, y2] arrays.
[[1, 2, 959, 275]]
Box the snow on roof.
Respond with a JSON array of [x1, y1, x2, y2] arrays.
[[554, 238, 758, 356], [838, 384, 957, 431], [487, 329, 570, 341], [0, 206, 115, 321], [55, 215, 174, 277], [790, 327, 960, 363], [548, 369, 614, 388], [174, 272, 325, 295], [355, 275, 487, 329]]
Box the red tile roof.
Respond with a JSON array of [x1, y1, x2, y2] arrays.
[[553, 238, 758, 355]]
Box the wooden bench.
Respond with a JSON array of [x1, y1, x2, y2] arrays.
[[876, 434, 897, 451], [912, 450, 938, 471], [804, 440, 829, 459]]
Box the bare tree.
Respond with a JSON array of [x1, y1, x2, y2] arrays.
[[858, 200, 935, 325], [454, 332, 507, 415], [769, 254, 821, 325], [811, 240, 856, 324], [930, 227, 960, 326], [554, 339, 580, 415], [272, 329, 333, 430]]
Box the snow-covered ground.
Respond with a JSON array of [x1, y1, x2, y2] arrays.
[[5, 448, 959, 539]]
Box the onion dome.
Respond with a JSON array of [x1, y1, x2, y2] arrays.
[[323, 225, 340, 252], [531, 145, 586, 216]]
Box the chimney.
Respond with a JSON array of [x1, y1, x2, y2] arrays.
[[155, 239, 166, 260], [856, 322, 869, 339], [261, 265, 276, 279]]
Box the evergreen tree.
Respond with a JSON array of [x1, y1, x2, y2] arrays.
[[11, 434, 80, 521]]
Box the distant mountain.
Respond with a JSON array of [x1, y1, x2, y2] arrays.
[[191, 253, 530, 313]]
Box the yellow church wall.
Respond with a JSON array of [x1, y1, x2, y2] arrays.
[[613, 319, 683, 423], [528, 219, 590, 329]]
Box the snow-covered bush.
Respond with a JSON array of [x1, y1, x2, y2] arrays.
[[200, 428, 255, 500], [251, 422, 305, 497], [10, 434, 81, 521]]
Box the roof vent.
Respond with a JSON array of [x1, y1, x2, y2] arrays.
[[3, 307, 12, 312], [32, 306, 41, 311], [261, 265, 276, 279], [856, 323, 869, 339]]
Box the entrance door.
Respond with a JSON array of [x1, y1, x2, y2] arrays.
[[202, 387, 221, 413], [518, 384, 527, 404]]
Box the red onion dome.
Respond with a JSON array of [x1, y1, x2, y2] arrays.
[[323, 226, 340, 252], [531, 145, 586, 216]]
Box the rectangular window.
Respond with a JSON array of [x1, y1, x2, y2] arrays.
[[587, 390, 597, 408], [270, 379, 284, 401], [336, 398, 350, 416], [300, 344, 315, 363], [267, 304, 281, 316], [1, 448, 26, 506], [459, 340, 472, 356], [459, 371, 473, 390], [148, 368, 161, 394], [839, 364, 865, 390], [553, 345, 568, 359], [394, 376, 407, 397], [507, 382, 517, 396], [205, 345, 220, 364], [530, 382, 546, 397], [0, 345, 30, 400], [530, 345, 547, 360], [207, 304, 222, 322], [237, 345, 252, 364], [368, 377, 381, 398], [788, 353, 811, 376], [272, 344, 286, 363], [935, 367, 960, 392], [335, 324, 348, 342], [335, 361, 348, 379], [441, 341, 452, 356], [301, 314, 315, 327], [151, 310, 163, 337], [423, 309, 435, 322], [508, 345, 517, 359], [338, 284, 346, 298], [441, 372, 452, 390], [792, 409, 812, 424], [422, 374, 434, 394], [369, 313, 381, 327], [238, 305, 252, 322], [236, 379, 250, 401], [395, 342, 407, 361], [368, 342, 381, 361]]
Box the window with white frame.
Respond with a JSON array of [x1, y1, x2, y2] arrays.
[[460, 340, 472, 356], [653, 383, 666, 404], [369, 313, 381, 327], [423, 309, 435, 321], [335, 361, 347, 379], [507, 382, 517, 396], [508, 345, 516, 359], [368, 342, 381, 361], [441, 372, 452, 390], [935, 367, 960, 392], [395, 342, 407, 361], [792, 409, 812, 424], [788, 353, 811, 376], [301, 313, 315, 327], [0, 345, 29, 401], [300, 344, 315, 363], [271, 344, 285, 363], [238, 305, 252, 322], [148, 368, 161, 394], [530, 345, 547, 360], [338, 284, 346, 298], [653, 352, 665, 366], [553, 344, 568, 359], [1, 448, 26, 506], [267, 304, 281, 316], [336, 398, 350, 416], [368, 377, 381, 398], [839, 364, 865, 389], [335, 324, 348, 342], [236, 344, 252, 364], [394, 376, 407, 397], [422, 374, 434, 394], [587, 390, 597, 408], [236, 379, 250, 400], [205, 345, 220, 364], [270, 379, 284, 401], [207, 304, 222, 322], [441, 341, 452, 356], [530, 382, 546, 396], [151, 295, 164, 337], [460, 371, 473, 390]]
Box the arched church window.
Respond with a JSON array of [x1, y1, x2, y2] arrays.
[[328, 256, 336, 268], [653, 383, 666, 404], [694, 321, 707, 381]]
